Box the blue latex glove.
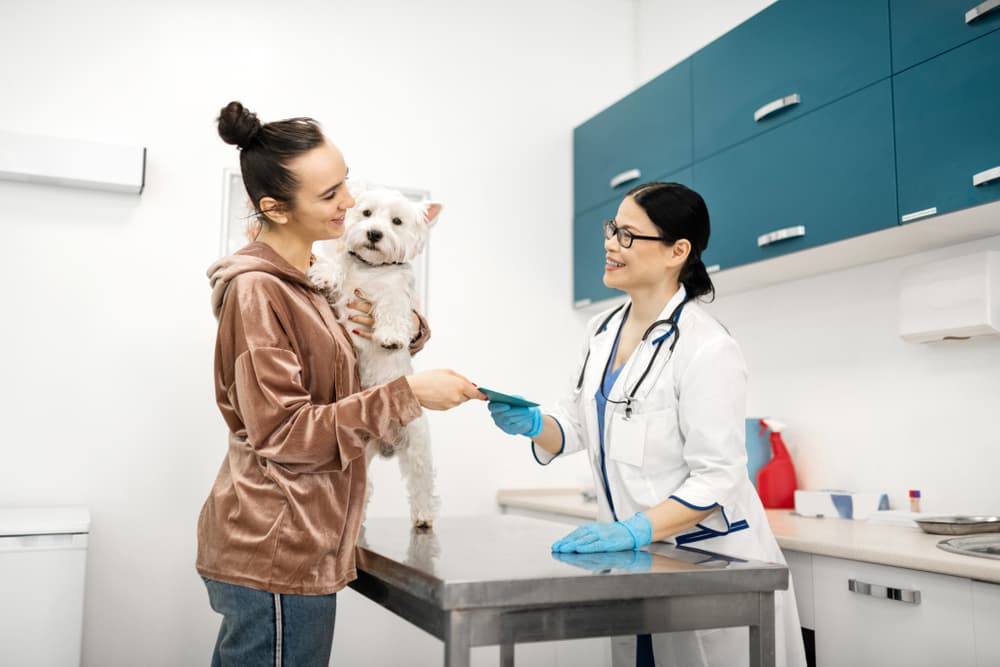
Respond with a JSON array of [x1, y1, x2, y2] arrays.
[[552, 549, 652, 573], [487, 401, 544, 438], [551, 512, 653, 553]]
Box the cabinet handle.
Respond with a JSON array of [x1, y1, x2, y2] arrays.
[[609, 168, 641, 189], [753, 94, 801, 122], [706, 264, 721, 274], [966, 0, 1000, 24], [848, 578, 921, 605], [901, 207, 938, 223], [973, 165, 1000, 188], [757, 225, 805, 247]]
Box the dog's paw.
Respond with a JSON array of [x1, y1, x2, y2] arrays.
[[307, 259, 342, 301], [374, 332, 408, 350], [412, 517, 434, 530]]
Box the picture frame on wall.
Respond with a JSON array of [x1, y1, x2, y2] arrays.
[[218, 169, 433, 316], [219, 167, 256, 257]]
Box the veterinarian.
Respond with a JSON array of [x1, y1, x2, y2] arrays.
[[487, 182, 806, 667], [198, 101, 484, 666]]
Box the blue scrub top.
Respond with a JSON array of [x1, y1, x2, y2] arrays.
[[595, 318, 625, 521]]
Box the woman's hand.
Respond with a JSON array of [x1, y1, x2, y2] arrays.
[[346, 289, 422, 342], [406, 369, 486, 410], [345, 289, 376, 340]]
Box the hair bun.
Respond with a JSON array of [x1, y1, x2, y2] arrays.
[[217, 101, 262, 149]]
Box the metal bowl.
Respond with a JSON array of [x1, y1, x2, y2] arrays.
[[937, 534, 1000, 560], [915, 515, 1000, 535]]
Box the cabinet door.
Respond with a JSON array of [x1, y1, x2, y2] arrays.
[[573, 169, 692, 307], [693, 80, 897, 273], [692, 0, 890, 160], [574, 199, 622, 308], [783, 550, 814, 630], [974, 580, 1000, 667], [894, 30, 1000, 224], [812, 556, 975, 667], [573, 60, 692, 216], [891, 0, 1000, 73]]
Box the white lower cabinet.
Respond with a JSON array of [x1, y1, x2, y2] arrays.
[[784, 550, 815, 630], [811, 555, 975, 667], [973, 580, 1000, 667]]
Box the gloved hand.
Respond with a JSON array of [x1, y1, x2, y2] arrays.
[[487, 401, 544, 438], [551, 512, 653, 553], [552, 549, 652, 573]]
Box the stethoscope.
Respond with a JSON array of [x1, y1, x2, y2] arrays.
[[574, 299, 687, 419]]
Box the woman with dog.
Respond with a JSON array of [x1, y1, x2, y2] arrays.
[[487, 182, 806, 667], [198, 101, 483, 666]]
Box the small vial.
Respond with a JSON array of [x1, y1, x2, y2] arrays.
[[909, 489, 921, 513]]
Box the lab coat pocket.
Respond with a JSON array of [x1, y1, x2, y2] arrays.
[[609, 412, 647, 467], [638, 407, 682, 473]]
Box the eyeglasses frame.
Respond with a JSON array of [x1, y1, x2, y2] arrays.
[[603, 219, 665, 249]]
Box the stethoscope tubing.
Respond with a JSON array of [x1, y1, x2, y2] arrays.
[[574, 300, 687, 417]]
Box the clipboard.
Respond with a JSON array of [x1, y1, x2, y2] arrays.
[[477, 387, 540, 408]]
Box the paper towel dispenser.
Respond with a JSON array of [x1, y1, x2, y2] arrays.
[[0, 130, 145, 194], [899, 251, 1000, 343]]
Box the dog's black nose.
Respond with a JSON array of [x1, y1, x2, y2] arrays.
[[366, 229, 383, 243]]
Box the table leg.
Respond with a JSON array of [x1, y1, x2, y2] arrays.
[[444, 611, 471, 667], [749, 592, 776, 667], [499, 642, 514, 666]]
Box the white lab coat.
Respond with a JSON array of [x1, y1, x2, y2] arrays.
[[536, 286, 807, 667]]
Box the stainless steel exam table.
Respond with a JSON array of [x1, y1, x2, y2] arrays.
[[349, 515, 785, 667]]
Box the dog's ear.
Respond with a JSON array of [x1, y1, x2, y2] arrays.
[[422, 201, 443, 226]]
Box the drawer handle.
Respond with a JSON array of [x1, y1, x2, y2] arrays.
[[754, 94, 801, 122], [609, 168, 641, 189], [966, 0, 1000, 24], [973, 165, 1000, 187], [848, 578, 921, 605], [757, 225, 805, 247]]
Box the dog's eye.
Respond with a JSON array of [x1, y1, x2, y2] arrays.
[[392, 217, 403, 226], [362, 209, 372, 217]]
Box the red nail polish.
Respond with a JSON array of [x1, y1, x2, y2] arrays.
[[352, 329, 360, 335]]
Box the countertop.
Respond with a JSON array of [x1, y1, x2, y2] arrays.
[[496, 488, 1000, 584]]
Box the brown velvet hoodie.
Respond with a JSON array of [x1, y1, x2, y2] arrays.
[[196, 242, 427, 595]]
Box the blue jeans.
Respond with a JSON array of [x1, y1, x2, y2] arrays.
[[204, 578, 338, 667]]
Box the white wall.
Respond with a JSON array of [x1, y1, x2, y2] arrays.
[[631, 0, 1000, 516], [0, 1, 634, 665]]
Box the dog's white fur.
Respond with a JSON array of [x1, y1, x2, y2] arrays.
[[310, 187, 442, 528]]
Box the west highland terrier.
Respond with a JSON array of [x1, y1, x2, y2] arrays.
[[310, 187, 443, 528]]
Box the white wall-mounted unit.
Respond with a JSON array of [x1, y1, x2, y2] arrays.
[[0, 130, 145, 194], [899, 251, 1000, 343], [0, 507, 90, 666]]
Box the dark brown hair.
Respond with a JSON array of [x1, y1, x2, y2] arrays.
[[217, 101, 325, 222], [627, 182, 715, 302]]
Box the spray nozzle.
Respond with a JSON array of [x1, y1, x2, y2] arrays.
[[758, 418, 786, 435]]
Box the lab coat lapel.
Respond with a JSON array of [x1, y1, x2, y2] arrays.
[[620, 286, 689, 405]]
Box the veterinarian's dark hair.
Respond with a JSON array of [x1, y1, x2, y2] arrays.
[[217, 101, 325, 222], [626, 182, 715, 302]]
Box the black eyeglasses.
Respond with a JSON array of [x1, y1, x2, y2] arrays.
[[603, 219, 664, 249]]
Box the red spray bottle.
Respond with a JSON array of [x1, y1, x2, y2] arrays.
[[756, 419, 798, 509]]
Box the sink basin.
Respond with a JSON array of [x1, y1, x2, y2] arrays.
[[937, 534, 1000, 560]]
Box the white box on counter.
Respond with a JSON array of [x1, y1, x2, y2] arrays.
[[794, 490, 889, 520]]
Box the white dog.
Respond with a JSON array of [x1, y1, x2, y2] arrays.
[[310, 187, 442, 528]]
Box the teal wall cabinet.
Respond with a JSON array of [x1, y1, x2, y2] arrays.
[[694, 81, 897, 270], [573, 60, 692, 216], [894, 30, 1000, 223], [692, 0, 890, 161], [890, 0, 1000, 74]]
